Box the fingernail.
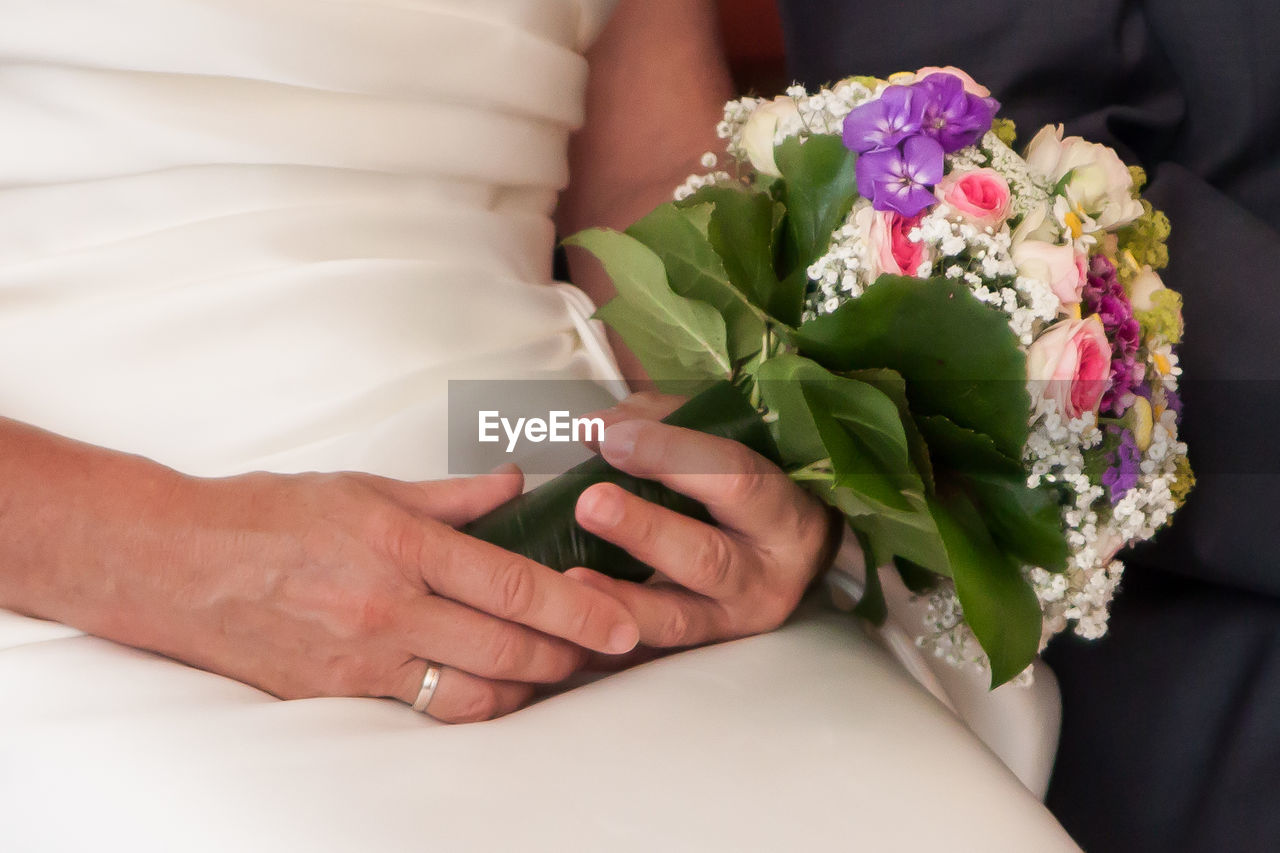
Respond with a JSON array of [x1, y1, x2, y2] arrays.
[[580, 486, 623, 527], [488, 462, 521, 476], [608, 623, 639, 654], [601, 421, 641, 465]]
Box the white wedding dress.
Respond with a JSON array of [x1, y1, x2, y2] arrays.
[[0, 1, 1078, 849]]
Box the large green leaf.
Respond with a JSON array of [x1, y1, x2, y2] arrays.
[[565, 229, 730, 393], [625, 203, 767, 366], [677, 185, 783, 320], [929, 492, 1042, 688], [919, 415, 1069, 571], [796, 275, 1031, 460], [756, 354, 949, 575], [773, 133, 861, 324]]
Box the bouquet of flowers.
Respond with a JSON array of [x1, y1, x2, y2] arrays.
[[467, 67, 1193, 687]]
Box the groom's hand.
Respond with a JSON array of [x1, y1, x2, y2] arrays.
[[569, 394, 839, 650]]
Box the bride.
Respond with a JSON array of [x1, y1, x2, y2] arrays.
[[0, 0, 1076, 848]]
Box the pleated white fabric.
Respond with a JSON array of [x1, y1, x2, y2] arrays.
[[0, 2, 1077, 849], [0, 0, 622, 478]]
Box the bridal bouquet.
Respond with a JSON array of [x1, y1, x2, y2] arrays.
[[468, 68, 1193, 686]]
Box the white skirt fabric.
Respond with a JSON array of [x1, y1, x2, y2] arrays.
[[0, 1, 1077, 848]]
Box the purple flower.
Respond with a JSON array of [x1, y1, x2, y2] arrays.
[[855, 135, 945, 217], [1102, 428, 1142, 505], [914, 73, 1000, 153], [1163, 388, 1184, 424], [1083, 256, 1144, 415], [842, 85, 927, 153]]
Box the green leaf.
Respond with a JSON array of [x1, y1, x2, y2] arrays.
[[757, 354, 915, 495], [929, 492, 1042, 688], [852, 530, 887, 625], [625, 203, 768, 366], [756, 354, 950, 575], [918, 415, 1069, 571], [565, 229, 731, 393], [773, 134, 860, 324], [796, 275, 1031, 460], [894, 557, 939, 594], [842, 368, 936, 495], [677, 184, 784, 320], [831, 487, 951, 578], [809, 399, 912, 512]]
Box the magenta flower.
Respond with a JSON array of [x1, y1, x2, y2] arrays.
[[1083, 256, 1144, 415], [855, 135, 944, 217]]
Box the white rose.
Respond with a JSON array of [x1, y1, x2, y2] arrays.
[[1025, 124, 1144, 232], [741, 96, 801, 178]]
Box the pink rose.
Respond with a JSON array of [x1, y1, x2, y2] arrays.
[[1012, 239, 1088, 308], [913, 66, 991, 98], [935, 168, 1011, 227], [866, 209, 931, 277], [1027, 316, 1112, 418]]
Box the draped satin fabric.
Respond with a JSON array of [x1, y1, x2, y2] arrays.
[[0, 2, 1078, 849]]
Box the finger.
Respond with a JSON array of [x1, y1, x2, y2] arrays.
[[396, 596, 586, 684], [579, 392, 687, 452], [403, 465, 525, 528], [393, 661, 534, 724], [600, 420, 816, 548], [418, 531, 639, 656], [564, 567, 729, 649], [575, 482, 748, 599]]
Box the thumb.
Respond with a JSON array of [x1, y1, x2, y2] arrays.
[[409, 463, 525, 527]]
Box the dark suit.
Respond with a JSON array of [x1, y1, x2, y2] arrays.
[[776, 2, 1280, 849]]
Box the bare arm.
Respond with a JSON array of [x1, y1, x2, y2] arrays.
[[558, 0, 734, 387]]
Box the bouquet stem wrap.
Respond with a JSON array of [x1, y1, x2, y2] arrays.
[[463, 381, 778, 583]]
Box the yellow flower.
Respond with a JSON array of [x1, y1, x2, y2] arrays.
[[1128, 397, 1154, 452]]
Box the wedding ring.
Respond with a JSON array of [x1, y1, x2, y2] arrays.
[[411, 662, 442, 714]]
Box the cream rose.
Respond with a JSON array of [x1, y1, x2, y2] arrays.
[[1025, 124, 1144, 232], [1027, 316, 1112, 418], [1011, 239, 1087, 308], [1127, 266, 1166, 312], [741, 96, 801, 178], [912, 66, 991, 98]]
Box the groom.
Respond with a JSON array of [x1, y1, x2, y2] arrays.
[[773, 0, 1280, 849]]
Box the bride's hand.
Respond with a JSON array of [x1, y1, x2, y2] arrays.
[[68, 465, 639, 722], [569, 394, 839, 650]]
